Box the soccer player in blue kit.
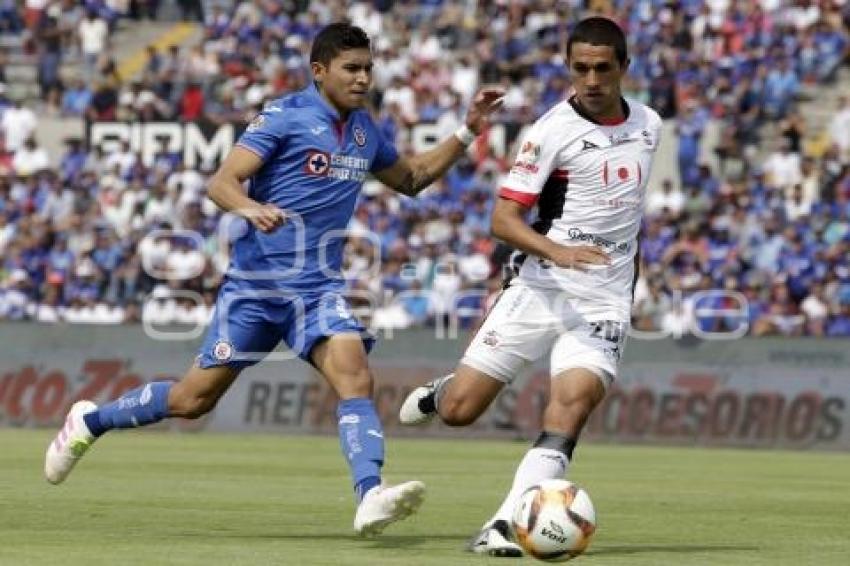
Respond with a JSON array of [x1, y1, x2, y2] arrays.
[[45, 23, 503, 536]]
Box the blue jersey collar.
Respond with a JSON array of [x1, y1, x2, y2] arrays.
[[306, 82, 346, 121]]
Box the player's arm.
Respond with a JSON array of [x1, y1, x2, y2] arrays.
[[491, 197, 610, 271], [372, 137, 468, 197], [207, 146, 285, 233], [373, 87, 504, 197]]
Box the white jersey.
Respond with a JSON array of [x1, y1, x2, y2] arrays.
[[499, 96, 662, 321]]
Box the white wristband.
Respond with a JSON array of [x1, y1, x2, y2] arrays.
[[454, 125, 477, 147]]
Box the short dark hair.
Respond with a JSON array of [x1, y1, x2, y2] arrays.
[[567, 17, 628, 65], [310, 23, 371, 65]]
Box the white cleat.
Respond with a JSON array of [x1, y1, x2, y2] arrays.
[[45, 400, 98, 485], [398, 374, 452, 426], [466, 519, 524, 557], [353, 480, 426, 537]]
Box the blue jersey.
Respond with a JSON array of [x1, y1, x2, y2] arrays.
[[230, 83, 399, 292]]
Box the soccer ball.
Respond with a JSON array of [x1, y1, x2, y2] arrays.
[[512, 479, 596, 562]]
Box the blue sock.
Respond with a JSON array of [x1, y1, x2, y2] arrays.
[[83, 381, 173, 437], [337, 398, 384, 503]]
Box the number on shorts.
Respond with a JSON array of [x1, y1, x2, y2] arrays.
[[589, 320, 624, 344]]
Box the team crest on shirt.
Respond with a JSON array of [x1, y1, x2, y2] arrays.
[[305, 150, 331, 175], [212, 340, 234, 362], [246, 114, 265, 132], [353, 125, 367, 147], [519, 141, 541, 163]]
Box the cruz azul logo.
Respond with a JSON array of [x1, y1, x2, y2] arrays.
[[305, 151, 331, 175]]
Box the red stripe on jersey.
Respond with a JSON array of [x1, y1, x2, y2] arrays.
[[603, 161, 609, 185], [499, 188, 538, 208]]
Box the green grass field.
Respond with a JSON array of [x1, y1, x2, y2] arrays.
[[1, 429, 848, 565]]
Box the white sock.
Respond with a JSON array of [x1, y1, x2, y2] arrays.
[[489, 447, 569, 526]]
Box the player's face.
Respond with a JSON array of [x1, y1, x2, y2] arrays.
[[313, 48, 373, 115], [568, 43, 628, 120]]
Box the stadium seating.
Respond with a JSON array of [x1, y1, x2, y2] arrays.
[[1, 0, 849, 336]]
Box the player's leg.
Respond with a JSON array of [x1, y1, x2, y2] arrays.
[[469, 368, 606, 558], [480, 322, 619, 545], [399, 363, 505, 427], [296, 292, 424, 536], [45, 289, 279, 484], [310, 333, 425, 536], [404, 283, 555, 557], [310, 333, 381, 499], [44, 363, 242, 485], [400, 283, 548, 427], [487, 368, 606, 523]]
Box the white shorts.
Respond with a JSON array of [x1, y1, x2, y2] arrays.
[[460, 282, 627, 389]]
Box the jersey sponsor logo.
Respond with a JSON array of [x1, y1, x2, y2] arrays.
[[592, 197, 641, 210], [353, 125, 367, 147], [212, 340, 234, 362], [246, 114, 265, 132], [566, 227, 631, 254], [339, 414, 360, 425], [305, 151, 369, 181], [305, 150, 331, 175], [519, 141, 541, 162], [581, 139, 600, 151], [608, 132, 638, 146], [311, 125, 328, 135]]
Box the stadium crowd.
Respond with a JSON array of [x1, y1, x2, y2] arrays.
[[1, 0, 850, 338]]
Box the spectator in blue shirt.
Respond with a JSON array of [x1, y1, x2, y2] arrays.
[[826, 303, 850, 337], [61, 79, 92, 117]]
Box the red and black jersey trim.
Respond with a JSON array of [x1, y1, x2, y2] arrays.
[[568, 95, 629, 126], [530, 169, 569, 236], [499, 187, 538, 207]]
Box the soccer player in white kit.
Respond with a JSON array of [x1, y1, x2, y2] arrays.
[[399, 17, 662, 556]]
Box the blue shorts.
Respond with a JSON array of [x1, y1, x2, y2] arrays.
[[197, 282, 374, 369]]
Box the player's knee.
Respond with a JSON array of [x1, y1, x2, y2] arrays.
[[335, 367, 373, 398], [438, 396, 481, 427], [181, 397, 217, 419]]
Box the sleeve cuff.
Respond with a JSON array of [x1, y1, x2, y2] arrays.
[[499, 187, 538, 208]]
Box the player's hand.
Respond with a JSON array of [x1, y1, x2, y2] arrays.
[[245, 203, 286, 233], [465, 86, 506, 134], [548, 245, 611, 271]]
